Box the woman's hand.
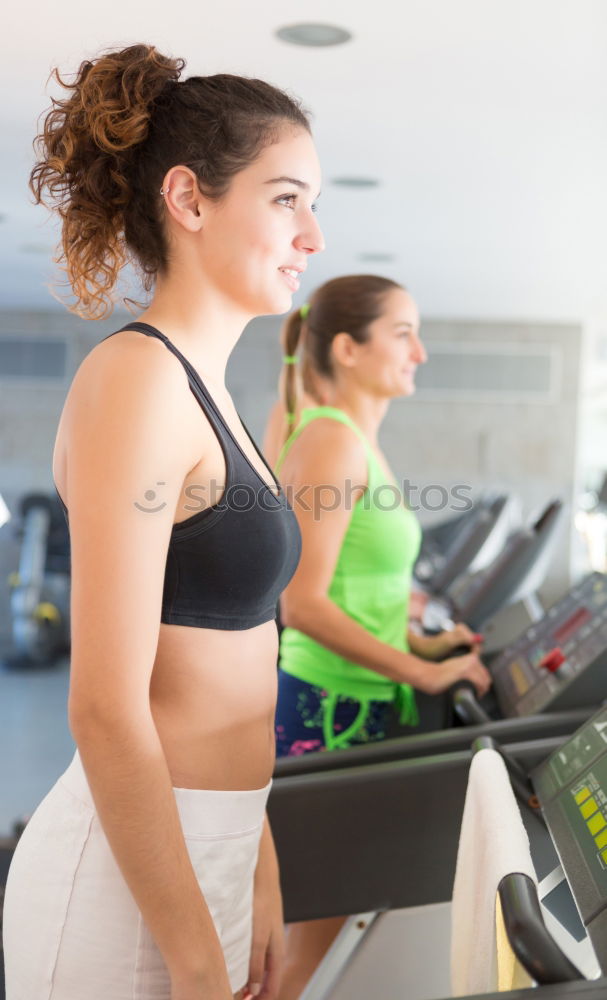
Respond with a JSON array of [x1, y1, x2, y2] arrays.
[[409, 623, 483, 661], [416, 651, 492, 699], [244, 868, 285, 999]]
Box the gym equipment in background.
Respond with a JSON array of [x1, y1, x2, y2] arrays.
[[415, 493, 513, 594], [423, 498, 564, 633], [5, 493, 70, 667]]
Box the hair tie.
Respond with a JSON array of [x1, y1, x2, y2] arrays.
[[299, 302, 311, 319], [286, 411, 296, 425], [283, 355, 298, 365]]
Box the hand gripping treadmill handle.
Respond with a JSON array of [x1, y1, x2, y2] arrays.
[[498, 872, 582, 984], [452, 682, 491, 725]]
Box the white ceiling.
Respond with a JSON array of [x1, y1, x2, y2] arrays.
[[3, 0, 607, 324]]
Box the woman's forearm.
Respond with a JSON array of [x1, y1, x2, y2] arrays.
[[281, 595, 428, 687], [407, 629, 441, 660], [71, 706, 230, 986]]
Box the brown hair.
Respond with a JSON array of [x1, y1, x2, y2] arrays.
[[30, 44, 310, 319], [280, 274, 404, 443]]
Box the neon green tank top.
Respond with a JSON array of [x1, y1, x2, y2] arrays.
[[275, 406, 422, 726]]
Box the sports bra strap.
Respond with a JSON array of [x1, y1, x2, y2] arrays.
[[108, 321, 229, 432]]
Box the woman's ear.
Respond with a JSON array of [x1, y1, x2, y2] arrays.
[[330, 331, 358, 369], [160, 166, 205, 232]]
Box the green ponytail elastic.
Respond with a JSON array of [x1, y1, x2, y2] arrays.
[[282, 355, 298, 365], [299, 302, 311, 319]]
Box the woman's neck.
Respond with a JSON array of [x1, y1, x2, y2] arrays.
[[138, 272, 252, 388], [321, 388, 389, 446]]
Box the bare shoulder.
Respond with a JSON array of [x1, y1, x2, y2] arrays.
[[72, 329, 189, 406], [284, 415, 368, 486], [59, 329, 203, 472]]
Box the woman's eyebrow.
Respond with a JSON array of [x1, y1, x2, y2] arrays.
[[264, 176, 322, 198], [265, 176, 309, 189]]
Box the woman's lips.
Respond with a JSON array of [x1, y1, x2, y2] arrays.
[[279, 267, 301, 292]]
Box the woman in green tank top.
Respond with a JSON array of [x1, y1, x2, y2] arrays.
[[270, 275, 490, 758], [268, 275, 491, 1000]]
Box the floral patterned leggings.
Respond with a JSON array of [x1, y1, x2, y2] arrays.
[[275, 669, 391, 757]]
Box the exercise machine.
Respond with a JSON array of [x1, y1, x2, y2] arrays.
[[482, 571, 607, 719], [423, 498, 564, 633], [275, 572, 607, 779], [414, 494, 512, 594], [268, 708, 607, 998], [5, 492, 70, 666]]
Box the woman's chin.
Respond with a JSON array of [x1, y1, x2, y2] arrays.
[[400, 379, 416, 397], [259, 291, 294, 317]]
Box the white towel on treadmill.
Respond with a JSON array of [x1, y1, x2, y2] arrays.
[[451, 747, 537, 995]]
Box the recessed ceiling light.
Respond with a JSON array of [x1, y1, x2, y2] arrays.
[[276, 23, 352, 47], [331, 176, 380, 189], [358, 252, 397, 263]]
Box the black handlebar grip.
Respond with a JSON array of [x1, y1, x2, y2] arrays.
[[452, 682, 491, 725]]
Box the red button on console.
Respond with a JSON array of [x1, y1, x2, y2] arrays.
[[539, 648, 566, 673]]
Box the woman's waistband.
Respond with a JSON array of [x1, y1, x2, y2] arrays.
[[278, 659, 399, 702], [59, 751, 271, 837]]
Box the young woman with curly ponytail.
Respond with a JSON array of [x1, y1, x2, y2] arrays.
[[3, 43, 323, 1000]]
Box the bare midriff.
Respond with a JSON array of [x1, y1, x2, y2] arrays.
[[149, 619, 279, 791]]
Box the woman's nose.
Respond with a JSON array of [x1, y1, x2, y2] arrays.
[[413, 335, 427, 364], [297, 214, 325, 255]]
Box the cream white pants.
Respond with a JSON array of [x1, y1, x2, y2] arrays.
[[3, 751, 270, 999]]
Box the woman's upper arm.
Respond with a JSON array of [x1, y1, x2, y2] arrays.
[[280, 420, 367, 624], [64, 338, 198, 721]]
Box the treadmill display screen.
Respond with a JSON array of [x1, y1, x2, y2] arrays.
[[534, 706, 607, 963], [534, 708, 607, 802], [553, 607, 593, 647], [490, 573, 607, 717]]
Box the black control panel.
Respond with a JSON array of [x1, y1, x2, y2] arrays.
[[490, 573, 607, 718], [534, 705, 607, 972]]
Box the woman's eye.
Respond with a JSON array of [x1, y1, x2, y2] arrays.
[[276, 194, 297, 209], [276, 194, 319, 214]]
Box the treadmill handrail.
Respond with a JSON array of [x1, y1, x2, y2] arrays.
[[430, 496, 509, 595], [453, 498, 563, 630], [498, 872, 582, 984], [452, 683, 491, 725]]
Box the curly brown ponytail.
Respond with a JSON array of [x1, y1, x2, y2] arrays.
[[30, 46, 182, 318], [30, 44, 310, 319]]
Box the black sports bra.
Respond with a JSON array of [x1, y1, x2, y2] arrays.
[[56, 322, 302, 630]]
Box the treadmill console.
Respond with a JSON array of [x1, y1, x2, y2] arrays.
[[534, 704, 607, 972], [491, 573, 607, 717]]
